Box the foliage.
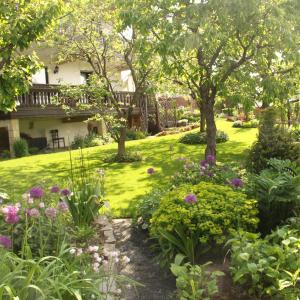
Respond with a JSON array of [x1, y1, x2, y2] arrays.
[[228, 218, 300, 299], [150, 182, 258, 265], [0, 246, 104, 300], [1, 150, 10, 160], [126, 130, 147, 141], [29, 147, 40, 155], [247, 159, 300, 234], [291, 128, 300, 142], [104, 152, 142, 163], [179, 131, 228, 145], [170, 254, 224, 300], [67, 151, 105, 228], [134, 187, 166, 230], [71, 134, 112, 150], [247, 108, 299, 173], [171, 159, 241, 188], [0, 0, 62, 111], [13, 138, 29, 158], [232, 120, 258, 128], [124, 0, 300, 158]]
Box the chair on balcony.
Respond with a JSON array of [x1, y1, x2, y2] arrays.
[[50, 129, 65, 149]]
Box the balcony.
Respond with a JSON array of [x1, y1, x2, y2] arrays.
[[0, 84, 155, 120]]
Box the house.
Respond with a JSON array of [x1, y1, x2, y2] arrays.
[[0, 47, 157, 156]]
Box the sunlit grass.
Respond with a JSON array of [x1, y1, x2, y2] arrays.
[[0, 119, 257, 217]]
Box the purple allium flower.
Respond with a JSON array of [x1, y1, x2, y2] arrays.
[[2, 205, 20, 224], [60, 188, 71, 197], [206, 155, 215, 165], [57, 201, 68, 212], [50, 185, 60, 193], [45, 207, 57, 219], [206, 171, 213, 177], [0, 236, 12, 249], [200, 160, 208, 167], [230, 178, 243, 188], [184, 193, 197, 204], [147, 168, 155, 175], [28, 208, 40, 218], [29, 187, 44, 199]]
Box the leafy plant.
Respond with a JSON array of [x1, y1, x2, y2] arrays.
[[71, 134, 112, 149], [126, 129, 147, 140], [246, 108, 299, 173], [247, 159, 300, 234], [150, 182, 258, 265], [0, 246, 104, 300], [179, 131, 228, 145], [170, 254, 224, 300], [66, 151, 105, 228], [134, 187, 166, 230], [228, 218, 300, 299], [104, 152, 142, 163], [13, 138, 29, 158]]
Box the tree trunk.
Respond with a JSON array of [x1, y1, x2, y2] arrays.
[[199, 102, 206, 132], [117, 126, 127, 157], [204, 100, 217, 159]]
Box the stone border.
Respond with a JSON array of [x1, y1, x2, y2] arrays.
[[95, 215, 120, 299]]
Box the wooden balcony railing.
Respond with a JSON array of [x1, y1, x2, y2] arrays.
[[16, 84, 153, 109]]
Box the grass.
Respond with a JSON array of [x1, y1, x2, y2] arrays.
[[0, 119, 257, 217]]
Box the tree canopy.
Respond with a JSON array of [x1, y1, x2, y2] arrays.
[[0, 0, 62, 112]]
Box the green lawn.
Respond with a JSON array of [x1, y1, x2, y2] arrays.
[[0, 119, 257, 217]]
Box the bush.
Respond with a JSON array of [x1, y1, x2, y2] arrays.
[[1, 150, 10, 159], [246, 108, 299, 173], [29, 147, 39, 155], [134, 187, 167, 230], [104, 152, 142, 163], [229, 218, 300, 299], [247, 159, 300, 234], [150, 182, 258, 264], [179, 130, 228, 145], [13, 138, 29, 158], [71, 133, 112, 149], [126, 129, 147, 140], [232, 119, 259, 128], [171, 158, 242, 188], [171, 254, 224, 300]]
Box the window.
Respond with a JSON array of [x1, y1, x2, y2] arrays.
[[80, 71, 93, 84]]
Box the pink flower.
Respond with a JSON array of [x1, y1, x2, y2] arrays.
[[0, 235, 12, 249], [45, 207, 57, 219], [60, 188, 71, 197], [39, 202, 45, 209], [28, 208, 40, 218], [147, 168, 155, 175], [29, 187, 44, 199], [184, 193, 197, 204], [2, 205, 20, 224], [57, 201, 68, 212], [50, 185, 60, 193]]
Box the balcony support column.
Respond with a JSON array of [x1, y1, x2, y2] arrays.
[[8, 119, 20, 157]]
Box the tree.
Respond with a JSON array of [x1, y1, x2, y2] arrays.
[[0, 0, 62, 112], [124, 0, 300, 159], [53, 0, 159, 159]]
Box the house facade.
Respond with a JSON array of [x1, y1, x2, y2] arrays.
[[0, 48, 156, 156]]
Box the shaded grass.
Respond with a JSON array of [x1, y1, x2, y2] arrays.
[[0, 119, 257, 217]]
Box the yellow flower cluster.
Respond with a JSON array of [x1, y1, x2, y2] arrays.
[[150, 182, 258, 246]]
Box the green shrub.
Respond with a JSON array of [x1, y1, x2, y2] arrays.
[[246, 108, 299, 173], [179, 130, 228, 145], [71, 134, 112, 149], [150, 182, 258, 264], [126, 129, 147, 140], [1, 150, 10, 159], [103, 152, 142, 163], [170, 254, 224, 300], [13, 138, 29, 158], [228, 218, 300, 299], [232, 120, 243, 128], [29, 147, 39, 155], [134, 187, 167, 230], [247, 159, 300, 234]]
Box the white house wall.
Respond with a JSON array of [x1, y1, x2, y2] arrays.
[[19, 118, 89, 148]]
